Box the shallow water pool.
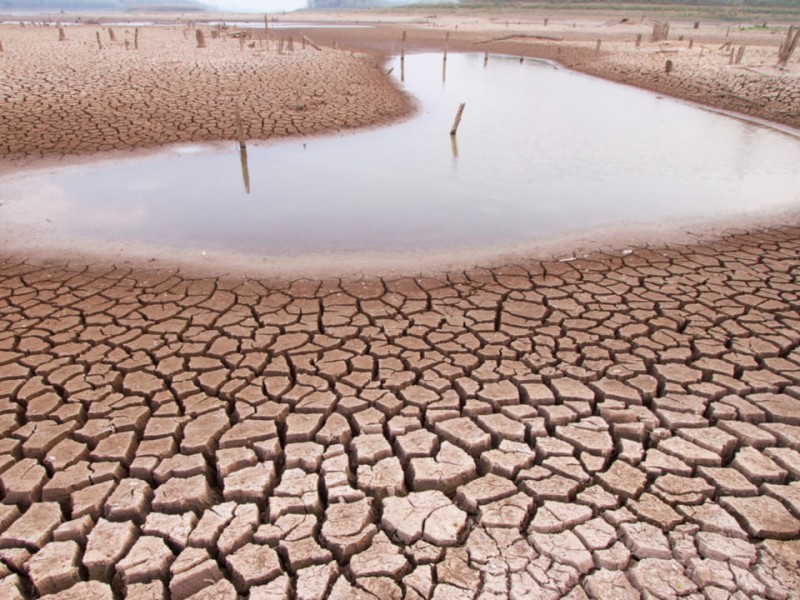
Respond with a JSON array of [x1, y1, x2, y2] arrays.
[[2, 53, 799, 262]]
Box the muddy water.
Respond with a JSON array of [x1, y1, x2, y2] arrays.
[[2, 53, 799, 260]]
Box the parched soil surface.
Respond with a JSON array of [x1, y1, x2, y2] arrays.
[[1, 228, 800, 598], [0, 25, 411, 164]]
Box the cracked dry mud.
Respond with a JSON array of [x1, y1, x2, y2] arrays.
[[1, 228, 800, 599]]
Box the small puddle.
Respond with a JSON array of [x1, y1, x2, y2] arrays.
[[2, 53, 800, 265]]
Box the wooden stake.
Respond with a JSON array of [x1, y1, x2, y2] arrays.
[[58, 26, 65, 41], [689, 38, 693, 49], [134, 27, 139, 49], [450, 102, 465, 136], [288, 36, 293, 51], [196, 29, 205, 48], [235, 104, 246, 150], [635, 33, 642, 48], [108, 27, 116, 42], [264, 13, 269, 41], [278, 38, 283, 54], [484, 50, 488, 66], [96, 31, 103, 49], [239, 34, 244, 51], [596, 39, 601, 51], [302, 36, 321, 51], [0, 40, 4, 52], [444, 31, 449, 61], [401, 30, 406, 64], [735, 45, 746, 64], [665, 59, 673, 73], [651, 22, 669, 42], [778, 26, 799, 68]]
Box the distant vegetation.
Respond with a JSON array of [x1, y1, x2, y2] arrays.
[[0, 0, 207, 11]]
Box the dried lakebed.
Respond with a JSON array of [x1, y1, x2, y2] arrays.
[[2, 52, 799, 273]]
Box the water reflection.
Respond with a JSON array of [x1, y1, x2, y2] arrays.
[[239, 147, 250, 194], [1, 53, 799, 259]]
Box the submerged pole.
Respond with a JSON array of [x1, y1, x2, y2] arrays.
[[450, 102, 465, 136]]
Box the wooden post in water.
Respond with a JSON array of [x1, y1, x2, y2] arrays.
[[239, 34, 244, 51], [0, 40, 4, 53], [484, 50, 488, 66], [450, 102, 465, 136], [134, 27, 139, 49], [735, 45, 746, 64], [196, 29, 205, 48], [635, 33, 642, 48], [108, 27, 116, 42], [401, 30, 406, 64], [688, 38, 693, 49], [665, 59, 673, 73], [58, 26, 65, 41], [278, 38, 284, 54], [444, 31, 449, 62], [302, 36, 306, 49], [96, 31, 103, 49], [264, 13, 269, 43], [694, 21, 699, 29], [596, 39, 601, 51], [288, 36, 294, 51]]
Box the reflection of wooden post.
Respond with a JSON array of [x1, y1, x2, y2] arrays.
[[450, 134, 458, 159], [484, 50, 488, 66], [58, 26, 65, 41], [196, 29, 205, 48], [96, 31, 103, 49], [450, 102, 465, 136], [134, 27, 139, 49], [239, 147, 250, 194], [235, 104, 246, 150]]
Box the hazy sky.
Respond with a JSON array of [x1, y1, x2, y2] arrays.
[[210, 0, 307, 12]]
